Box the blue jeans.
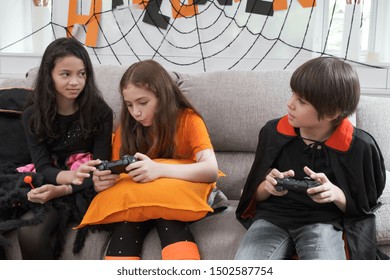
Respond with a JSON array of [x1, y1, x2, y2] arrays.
[[234, 219, 346, 260]]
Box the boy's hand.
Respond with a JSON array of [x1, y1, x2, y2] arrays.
[[304, 166, 346, 212], [264, 168, 295, 196]]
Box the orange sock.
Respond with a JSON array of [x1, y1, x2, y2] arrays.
[[104, 256, 141, 260], [161, 241, 200, 260]]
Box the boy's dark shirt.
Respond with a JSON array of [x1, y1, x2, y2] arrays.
[[255, 137, 343, 229], [236, 116, 386, 259]]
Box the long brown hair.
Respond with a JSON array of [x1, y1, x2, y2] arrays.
[[26, 37, 108, 142], [119, 60, 201, 158]]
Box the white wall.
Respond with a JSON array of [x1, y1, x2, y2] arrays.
[[0, 0, 389, 96]]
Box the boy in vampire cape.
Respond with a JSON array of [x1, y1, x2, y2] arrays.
[[235, 57, 387, 260]]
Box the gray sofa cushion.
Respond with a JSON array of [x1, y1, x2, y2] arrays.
[[356, 96, 390, 169], [214, 152, 254, 200], [377, 171, 390, 245], [179, 70, 293, 152]]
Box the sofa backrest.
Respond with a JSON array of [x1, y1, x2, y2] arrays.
[[2, 66, 389, 200], [178, 71, 390, 164], [178, 70, 295, 199], [356, 96, 390, 169], [90, 65, 128, 130], [178, 70, 293, 153], [89, 67, 295, 154]]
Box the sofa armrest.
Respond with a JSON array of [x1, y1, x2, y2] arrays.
[[376, 170, 390, 245]]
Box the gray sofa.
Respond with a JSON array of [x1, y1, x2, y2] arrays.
[[1, 65, 390, 259]]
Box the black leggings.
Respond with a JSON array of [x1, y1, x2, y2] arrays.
[[17, 206, 59, 260], [106, 219, 195, 257]]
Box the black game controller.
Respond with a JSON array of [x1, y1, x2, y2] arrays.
[[275, 177, 320, 193], [97, 155, 137, 174]]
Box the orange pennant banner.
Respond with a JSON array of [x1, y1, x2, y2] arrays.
[[67, 0, 102, 47]]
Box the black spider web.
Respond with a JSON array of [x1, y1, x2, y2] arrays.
[[0, 0, 383, 71]]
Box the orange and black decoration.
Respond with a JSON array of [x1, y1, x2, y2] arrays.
[[67, 0, 316, 46]]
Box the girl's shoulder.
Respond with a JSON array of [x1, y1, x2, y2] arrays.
[[96, 98, 112, 110], [21, 105, 34, 121], [180, 108, 201, 119], [178, 109, 203, 126], [353, 127, 381, 149], [94, 99, 113, 117]]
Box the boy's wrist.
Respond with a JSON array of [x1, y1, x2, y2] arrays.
[[333, 186, 347, 212], [256, 181, 270, 201]]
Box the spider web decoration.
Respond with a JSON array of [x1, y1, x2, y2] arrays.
[[0, 0, 381, 72]]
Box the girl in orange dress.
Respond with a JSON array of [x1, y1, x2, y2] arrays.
[[80, 60, 219, 260]]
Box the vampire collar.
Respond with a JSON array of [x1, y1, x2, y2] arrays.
[[276, 115, 354, 153]]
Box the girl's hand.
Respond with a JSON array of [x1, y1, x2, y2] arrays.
[[304, 166, 346, 212], [128, 152, 160, 183], [27, 184, 67, 204], [71, 159, 102, 185], [92, 169, 119, 192]]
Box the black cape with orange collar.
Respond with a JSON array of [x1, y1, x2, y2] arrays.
[[236, 116, 387, 259]]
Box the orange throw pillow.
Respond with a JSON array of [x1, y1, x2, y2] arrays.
[[76, 159, 215, 228]]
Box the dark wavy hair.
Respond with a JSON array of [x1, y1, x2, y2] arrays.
[[290, 56, 360, 125], [119, 59, 202, 159], [26, 37, 107, 141]]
